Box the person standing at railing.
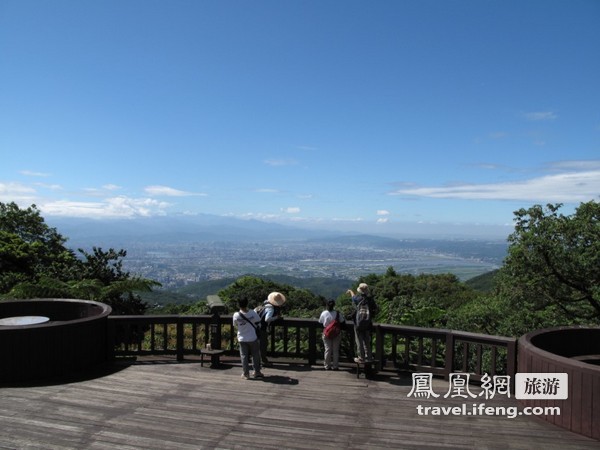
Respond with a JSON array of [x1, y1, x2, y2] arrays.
[[319, 299, 345, 371], [347, 283, 376, 363], [256, 291, 286, 367], [233, 298, 264, 379]]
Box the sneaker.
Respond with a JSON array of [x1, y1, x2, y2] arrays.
[[253, 371, 264, 378], [241, 373, 250, 379], [332, 367, 339, 371], [354, 357, 364, 363], [324, 366, 332, 371]]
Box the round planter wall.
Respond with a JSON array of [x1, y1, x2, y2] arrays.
[[0, 299, 112, 383], [518, 326, 600, 441]]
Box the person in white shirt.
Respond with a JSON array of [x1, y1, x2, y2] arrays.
[[233, 298, 263, 379], [318, 299, 345, 371]]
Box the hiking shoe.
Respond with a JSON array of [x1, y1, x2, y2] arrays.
[[354, 357, 364, 363], [253, 371, 264, 379], [241, 373, 250, 379]]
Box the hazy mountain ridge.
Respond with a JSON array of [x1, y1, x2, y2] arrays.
[[48, 215, 341, 246]]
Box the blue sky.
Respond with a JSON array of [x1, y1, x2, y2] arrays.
[[1, 1, 599, 238]]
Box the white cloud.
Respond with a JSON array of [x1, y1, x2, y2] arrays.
[[281, 207, 300, 214], [0, 182, 37, 203], [256, 188, 280, 193], [376, 218, 389, 224], [376, 210, 390, 216], [390, 169, 600, 203], [40, 196, 171, 218], [522, 111, 557, 121], [145, 185, 206, 197]]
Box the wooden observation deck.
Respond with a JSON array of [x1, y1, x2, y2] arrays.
[[1, 356, 598, 449]]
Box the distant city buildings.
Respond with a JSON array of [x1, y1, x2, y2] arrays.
[[120, 240, 502, 289]]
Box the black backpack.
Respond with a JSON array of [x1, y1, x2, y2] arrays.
[[355, 295, 377, 331]]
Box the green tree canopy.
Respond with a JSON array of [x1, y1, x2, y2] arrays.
[[0, 202, 159, 314], [217, 275, 326, 316], [497, 200, 600, 327], [349, 269, 478, 328]]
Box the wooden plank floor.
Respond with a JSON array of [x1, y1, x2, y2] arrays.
[[0, 357, 597, 449]]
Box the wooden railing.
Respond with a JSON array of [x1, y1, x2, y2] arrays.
[[108, 315, 517, 381]]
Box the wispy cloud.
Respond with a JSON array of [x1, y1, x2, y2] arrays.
[[522, 111, 557, 121], [35, 183, 62, 191], [145, 185, 207, 197], [20, 170, 51, 177], [377, 210, 390, 216], [264, 158, 298, 167], [390, 167, 600, 203], [281, 206, 300, 214], [84, 185, 122, 196], [546, 160, 600, 171]]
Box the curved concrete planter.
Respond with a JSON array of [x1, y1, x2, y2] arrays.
[[518, 326, 600, 440], [0, 299, 112, 382]]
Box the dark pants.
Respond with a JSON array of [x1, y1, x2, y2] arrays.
[[239, 339, 261, 375]]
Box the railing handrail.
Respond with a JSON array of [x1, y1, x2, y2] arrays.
[[107, 314, 517, 382]]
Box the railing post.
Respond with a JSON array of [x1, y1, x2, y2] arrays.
[[506, 339, 517, 393], [444, 332, 454, 380], [374, 325, 384, 371], [176, 318, 184, 361], [106, 317, 115, 361], [308, 323, 317, 365]]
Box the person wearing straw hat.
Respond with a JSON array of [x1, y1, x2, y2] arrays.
[[256, 291, 286, 367]]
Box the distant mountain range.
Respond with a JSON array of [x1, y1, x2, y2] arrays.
[[48, 214, 506, 243], [47, 214, 340, 245]]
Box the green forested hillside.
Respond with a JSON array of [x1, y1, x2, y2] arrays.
[[465, 269, 498, 293], [143, 274, 353, 308]]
